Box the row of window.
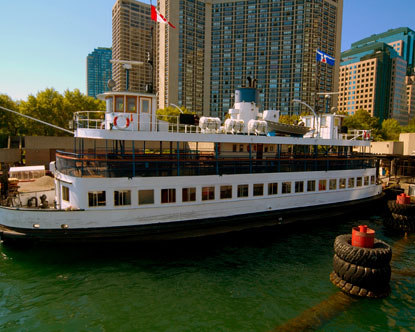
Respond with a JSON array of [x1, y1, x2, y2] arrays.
[[62, 175, 376, 208]]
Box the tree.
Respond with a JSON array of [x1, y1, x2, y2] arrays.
[[0, 94, 21, 136], [156, 105, 193, 123], [342, 109, 382, 140], [402, 118, 415, 133], [18, 89, 66, 136], [380, 118, 401, 141], [279, 114, 300, 125]]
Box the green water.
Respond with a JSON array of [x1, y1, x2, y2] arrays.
[[0, 214, 414, 332]]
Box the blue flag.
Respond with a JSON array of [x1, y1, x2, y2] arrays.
[[316, 49, 335, 66]]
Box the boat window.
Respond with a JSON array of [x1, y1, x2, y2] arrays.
[[364, 176, 369, 186], [282, 182, 291, 194], [138, 189, 154, 205], [307, 180, 316, 192], [253, 184, 264, 196], [202, 186, 215, 201], [161, 189, 176, 203], [237, 184, 248, 198], [269, 146, 274, 152], [62, 186, 70, 202], [220, 185, 232, 199], [329, 179, 337, 190], [348, 178, 355, 188], [321, 116, 327, 126], [339, 179, 346, 189], [88, 191, 106, 207], [127, 97, 137, 113], [182, 187, 196, 202], [295, 181, 304, 193], [232, 144, 237, 152], [319, 180, 327, 191], [239, 144, 244, 152], [114, 190, 131, 206], [140, 98, 150, 113], [356, 177, 362, 187], [268, 182, 278, 195], [370, 175, 375, 185], [115, 96, 124, 112]]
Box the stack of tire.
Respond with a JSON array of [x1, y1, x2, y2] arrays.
[[330, 234, 392, 298], [385, 197, 415, 232]]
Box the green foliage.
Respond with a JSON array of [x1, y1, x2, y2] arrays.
[[0, 89, 105, 137], [279, 114, 300, 125], [342, 109, 383, 141], [402, 119, 415, 133], [380, 118, 401, 141], [156, 105, 193, 123], [0, 94, 21, 136]]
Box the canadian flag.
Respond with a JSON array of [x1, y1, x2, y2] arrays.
[[151, 5, 176, 29]]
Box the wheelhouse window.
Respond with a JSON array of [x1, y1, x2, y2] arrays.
[[140, 98, 150, 113], [307, 180, 316, 192], [182, 187, 196, 202], [253, 184, 264, 196], [370, 175, 375, 184], [237, 184, 248, 198], [268, 182, 278, 195], [88, 191, 106, 207], [127, 96, 137, 112], [115, 96, 124, 112], [348, 178, 355, 188], [220, 185, 232, 199], [329, 179, 337, 190], [319, 180, 327, 191], [202, 186, 215, 201], [138, 189, 154, 205], [114, 190, 131, 206], [295, 181, 304, 193], [161, 188, 176, 203], [282, 182, 291, 194], [62, 186, 70, 202], [364, 176, 369, 186], [339, 179, 346, 189], [356, 177, 362, 187]]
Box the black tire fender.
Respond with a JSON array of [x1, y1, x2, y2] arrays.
[[334, 234, 392, 268]]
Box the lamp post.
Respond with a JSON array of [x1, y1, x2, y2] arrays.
[[292, 99, 319, 139]]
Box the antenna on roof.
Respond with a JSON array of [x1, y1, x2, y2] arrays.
[[110, 60, 144, 91]]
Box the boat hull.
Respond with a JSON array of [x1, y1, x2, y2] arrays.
[[0, 193, 383, 244]]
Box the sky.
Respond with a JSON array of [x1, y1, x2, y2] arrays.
[[1, 0, 415, 101]]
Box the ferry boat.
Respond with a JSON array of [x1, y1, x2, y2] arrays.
[[0, 82, 382, 244]]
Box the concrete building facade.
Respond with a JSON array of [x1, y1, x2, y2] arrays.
[[156, 0, 343, 118], [86, 47, 112, 98], [351, 27, 415, 75], [339, 42, 409, 125], [112, 0, 155, 92], [407, 73, 415, 121]]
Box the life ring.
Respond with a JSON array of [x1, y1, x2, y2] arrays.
[[113, 115, 130, 129]]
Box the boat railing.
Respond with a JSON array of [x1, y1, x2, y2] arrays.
[[55, 149, 377, 178], [74, 111, 201, 134]]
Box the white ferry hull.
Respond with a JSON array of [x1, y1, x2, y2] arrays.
[[0, 193, 382, 244], [0, 169, 383, 244]]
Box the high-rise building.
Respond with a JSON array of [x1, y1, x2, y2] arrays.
[[407, 71, 415, 121], [351, 27, 415, 75], [340, 28, 415, 125], [112, 0, 155, 92], [86, 47, 112, 98], [156, 0, 343, 118]]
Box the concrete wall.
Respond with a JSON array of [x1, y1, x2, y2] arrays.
[[0, 149, 21, 164], [399, 133, 415, 156], [369, 141, 403, 155]]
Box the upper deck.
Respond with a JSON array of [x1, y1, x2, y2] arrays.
[[74, 90, 371, 148]]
